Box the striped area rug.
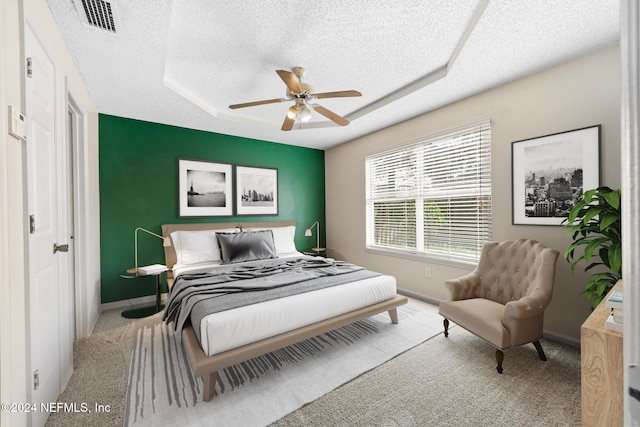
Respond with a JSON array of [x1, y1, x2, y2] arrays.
[[124, 304, 443, 427]]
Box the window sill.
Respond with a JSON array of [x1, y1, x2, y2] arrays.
[[365, 246, 478, 269]]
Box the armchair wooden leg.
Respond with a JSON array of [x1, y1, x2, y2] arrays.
[[532, 340, 547, 361], [443, 318, 449, 337], [495, 349, 504, 374]]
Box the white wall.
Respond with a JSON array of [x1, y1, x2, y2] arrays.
[[326, 44, 621, 343], [0, 0, 100, 424]]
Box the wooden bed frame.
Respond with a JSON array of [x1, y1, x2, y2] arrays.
[[161, 221, 408, 402]]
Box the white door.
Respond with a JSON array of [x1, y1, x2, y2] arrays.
[[25, 26, 70, 427], [67, 107, 77, 338]]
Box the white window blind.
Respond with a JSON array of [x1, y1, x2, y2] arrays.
[[365, 120, 492, 263]]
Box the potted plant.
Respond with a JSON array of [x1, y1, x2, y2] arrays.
[[563, 186, 621, 308]]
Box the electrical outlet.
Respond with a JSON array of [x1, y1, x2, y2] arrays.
[[424, 267, 431, 278]]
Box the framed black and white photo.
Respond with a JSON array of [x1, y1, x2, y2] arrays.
[[235, 165, 278, 216], [512, 125, 600, 225], [178, 159, 233, 217]]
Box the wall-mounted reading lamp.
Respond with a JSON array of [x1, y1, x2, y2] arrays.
[[126, 227, 171, 274], [304, 221, 325, 253]]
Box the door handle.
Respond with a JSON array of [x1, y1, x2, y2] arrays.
[[53, 243, 69, 254]]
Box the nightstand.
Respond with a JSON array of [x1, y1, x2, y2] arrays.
[[120, 269, 165, 319], [581, 281, 623, 426]]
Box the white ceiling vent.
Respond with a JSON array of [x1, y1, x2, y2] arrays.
[[74, 0, 119, 33]]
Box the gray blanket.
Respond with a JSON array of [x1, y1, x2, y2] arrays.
[[163, 256, 381, 343]]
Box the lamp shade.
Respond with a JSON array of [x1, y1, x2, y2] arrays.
[[299, 105, 312, 122], [304, 221, 325, 252]]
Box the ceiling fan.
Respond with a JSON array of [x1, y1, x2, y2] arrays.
[[229, 67, 362, 131]]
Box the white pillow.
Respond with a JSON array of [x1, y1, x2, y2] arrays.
[[171, 228, 235, 265], [249, 225, 298, 256]]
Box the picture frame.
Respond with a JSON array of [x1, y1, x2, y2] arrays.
[[178, 159, 233, 217], [512, 125, 601, 226], [235, 165, 279, 216]]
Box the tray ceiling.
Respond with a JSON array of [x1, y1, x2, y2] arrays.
[[48, 0, 619, 150]]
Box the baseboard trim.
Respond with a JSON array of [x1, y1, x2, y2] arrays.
[[397, 288, 441, 306], [101, 293, 169, 311], [541, 330, 580, 348]]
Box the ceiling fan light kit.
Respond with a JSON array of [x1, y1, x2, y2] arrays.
[[298, 105, 312, 123], [229, 67, 361, 131]]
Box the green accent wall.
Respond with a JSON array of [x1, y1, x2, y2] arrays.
[[99, 114, 325, 303]]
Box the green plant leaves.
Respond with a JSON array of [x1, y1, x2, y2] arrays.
[[584, 237, 606, 262], [599, 213, 618, 231], [609, 245, 622, 274], [567, 200, 586, 224], [579, 271, 621, 308], [602, 189, 620, 209], [563, 187, 622, 307], [582, 207, 602, 225]]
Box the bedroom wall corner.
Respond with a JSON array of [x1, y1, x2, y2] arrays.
[[325, 44, 621, 343], [98, 115, 325, 304]]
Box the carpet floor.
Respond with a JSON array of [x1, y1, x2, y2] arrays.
[[273, 325, 581, 426], [124, 304, 440, 426], [46, 299, 581, 427]]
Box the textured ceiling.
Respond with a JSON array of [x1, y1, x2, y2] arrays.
[[48, 0, 619, 150]]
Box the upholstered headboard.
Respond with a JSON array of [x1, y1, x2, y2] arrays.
[[161, 221, 296, 277]]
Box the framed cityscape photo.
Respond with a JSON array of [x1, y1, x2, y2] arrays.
[[235, 165, 278, 216], [178, 159, 233, 217], [512, 125, 600, 225]]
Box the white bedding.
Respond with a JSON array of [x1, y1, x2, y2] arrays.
[[172, 257, 397, 357], [171, 252, 303, 278]]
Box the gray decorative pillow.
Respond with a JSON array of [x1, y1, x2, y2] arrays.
[[216, 230, 277, 264]]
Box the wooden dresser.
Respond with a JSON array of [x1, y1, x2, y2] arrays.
[[581, 281, 623, 426]]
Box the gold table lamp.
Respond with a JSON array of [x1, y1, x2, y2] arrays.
[[304, 221, 325, 253], [126, 227, 170, 274]]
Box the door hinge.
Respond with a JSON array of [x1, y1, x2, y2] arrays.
[[29, 215, 35, 234], [26, 57, 33, 78], [33, 370, 39, 390]]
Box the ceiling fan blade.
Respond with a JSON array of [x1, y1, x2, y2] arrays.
[[312, 105, 349, 126], [229, 98, 287, 109], [313, 90, 362, 99], [276, 70, 302, 93], [281, 106, 298, 131]]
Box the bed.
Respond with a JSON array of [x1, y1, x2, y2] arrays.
[[161, 221, 408, 402]]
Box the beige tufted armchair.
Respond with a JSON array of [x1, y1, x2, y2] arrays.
[[438, 239, 559, 373]]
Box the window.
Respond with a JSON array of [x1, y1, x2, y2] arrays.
[[365, 120, 492, 264]]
